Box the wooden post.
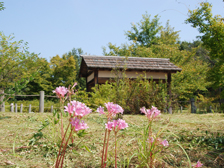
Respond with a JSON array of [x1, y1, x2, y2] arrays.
[[20, 104, 23, 113], [39, 91, 44, 113], [15, 103, 17, 113], [94, 69, 98, 85], [191, 98, 196, 113], [0, 90, 4, 112], [51, 105, 53, 113], [180, 106, 182, 113], [10, 103, 14, 112], [29, 104, 31, 113], [1, 102, 5, 112], [167, 73, 172, 114]]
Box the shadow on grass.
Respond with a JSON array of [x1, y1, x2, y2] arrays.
[[0, 116, 11, 120]]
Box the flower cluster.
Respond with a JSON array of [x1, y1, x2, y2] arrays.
[[64, 101, 92, 118], [140, 106, 161, 120], [64, 101, 92, 132], [53, 86, 68, 98], [70, 118, 89, 132], [148, 137, 169, 147], [105, 119, 128, 132], [97, 102, 124, 119]]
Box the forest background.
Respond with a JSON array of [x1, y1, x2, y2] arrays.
[[1, 2, 224, 113]]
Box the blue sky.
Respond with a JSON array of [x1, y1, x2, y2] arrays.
[[1, 0, 224, 61]]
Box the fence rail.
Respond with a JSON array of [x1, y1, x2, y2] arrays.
[[0, 91, 58, 113]]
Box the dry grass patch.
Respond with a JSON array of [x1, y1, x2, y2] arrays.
[[0, 112, 223, 167]]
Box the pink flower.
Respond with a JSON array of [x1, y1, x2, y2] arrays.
[[64, 103, 74, 114], [192, 161, 203, 167], [116, 119, 128, 131], [53, 86, 68, 98], [72, 82, 77, 89], [105, 102, 124, 117], [106, 119, 128, 132], [70, 117, 88, 132], [71, 100, 92, 117], [151, 106, 161, 118], [105, 121, 114, 131], [161, 139, 169, 147], [148, 137, 154, 143], [140, 106, 161, 120], [97, 106, 105, 115]]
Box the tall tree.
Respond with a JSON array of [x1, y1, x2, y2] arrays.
[[125, 12, 162, 47], [186, 2, 224, 101], [50, 55, 77, 88], [24, 58, 53, 96], [62, 48, 86, 89], [103, 13, 210, 100], [0, 32, 40, 106], [0, 2, 5, 11]]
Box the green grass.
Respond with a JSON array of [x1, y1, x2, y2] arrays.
[[0, 112, 224, 167]]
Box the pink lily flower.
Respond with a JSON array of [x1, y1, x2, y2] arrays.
[[70, 117, 88, 132], [161, 139, 169, 147], [97, 106, 105, 115], [53, 86, 68, 98], [192, 161, 203, 167]]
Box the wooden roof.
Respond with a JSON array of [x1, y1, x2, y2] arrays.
[[79, 55, 182, 77]]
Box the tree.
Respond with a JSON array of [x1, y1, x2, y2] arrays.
[[50, 55, 77, 88], [103, 13, 210, 101], [24, 58, 53, 96], [125, 12, 162, 47], [0, 32, 40, 107], [186, 2, 224, 102], [0, 2, 5, 11], [62, 48, 86, 89]]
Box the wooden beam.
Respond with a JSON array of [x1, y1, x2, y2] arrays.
[[94, 69, 98, 85], [167, 73, 172, 114]]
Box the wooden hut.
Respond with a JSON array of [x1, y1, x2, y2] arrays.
[[79, 55, 181, 113]]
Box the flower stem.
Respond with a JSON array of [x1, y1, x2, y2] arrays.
[[60, 129, 73, 168], [101, 128, 108, 168], [55, 123, 70, 168], [104, 130, 111, 168], [115, 132, 117, 168]]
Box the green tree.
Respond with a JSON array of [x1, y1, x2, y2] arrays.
[[186, 2, 224, 101], [24, 58, 53, 96], [125, 12, 162, 47], [50, 54, 77, 88], [62, 48, 86, 89], [0, 2, 5, 11], [0, 32, 40, 106], [103, 13, 210, 101]]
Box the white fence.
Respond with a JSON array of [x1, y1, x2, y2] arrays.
[[0, 91, 58, 113]]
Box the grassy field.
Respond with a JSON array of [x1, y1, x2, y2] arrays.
[[0, 111, 224, 168]]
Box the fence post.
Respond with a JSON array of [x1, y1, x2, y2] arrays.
[[51, 105, 53, 113], [180, 106, 182, 113], [208, 106, 212, 113], [29, 104, 31, 113], [39, 91, 44, 113], [20, 104, 23, 113], [15, 103, 17, 113], [10, 103, 14, 112], [1, 102, 5, 112], [190, 98, 196, 113], [0, 90, 4, 112]]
